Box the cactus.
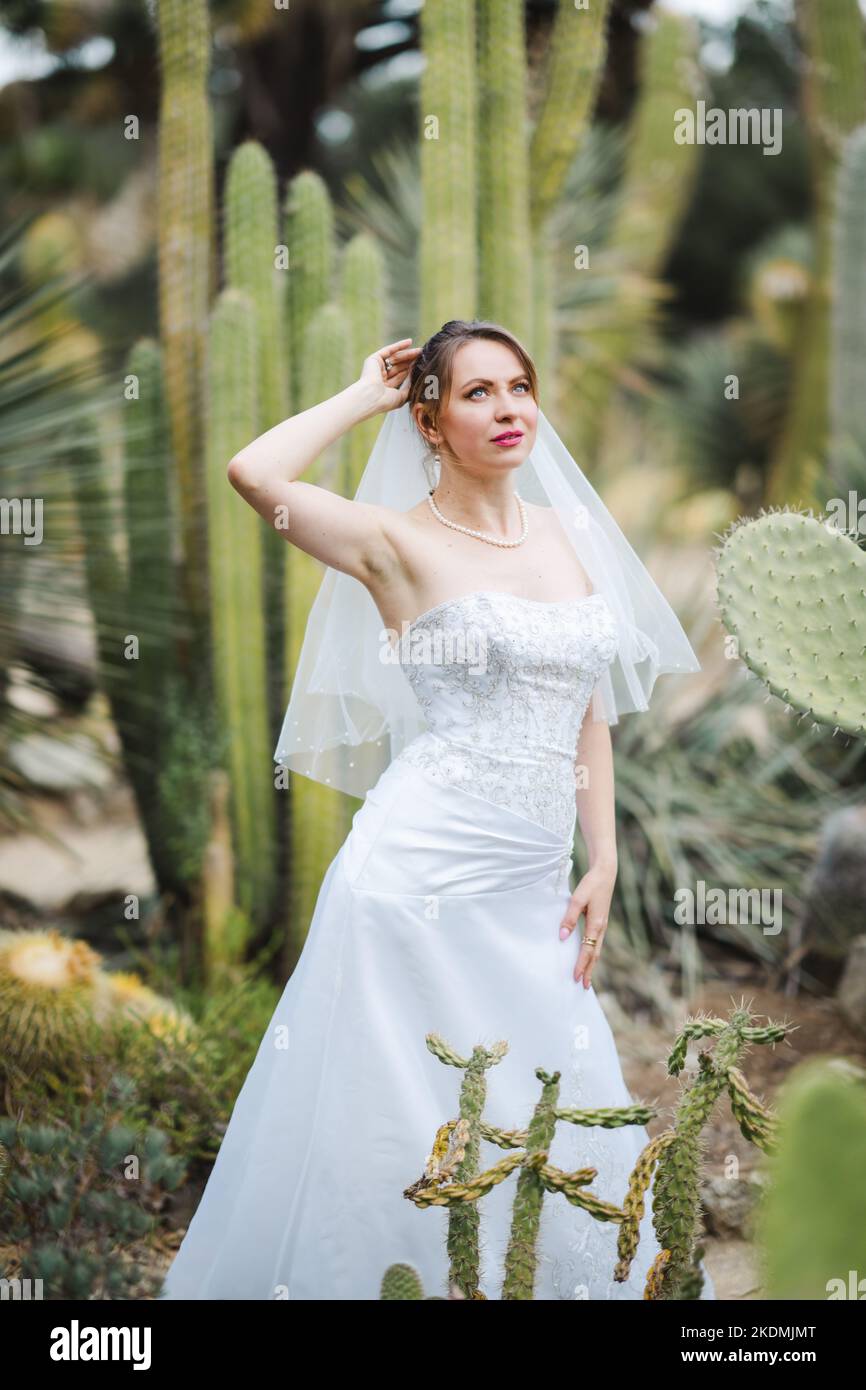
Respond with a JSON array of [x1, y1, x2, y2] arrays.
[[380, 1261, 426, 1300], [418, 0, 478, 338], [757, 1056, 866, 1299], [205, 287, 276, 931], [768, 0, 866, 506], [477, 0, 532, 342], [285, 171, 335, 412], [405, 1032, 658, 1301], [224, 141, 289, 437], [155, 0, 215, 628], [0, 1078, 186, 1300], [118, 338, 204, 899], [224, 139, 291, 780], [0, 927, 193, 1079], [340, 232, 387, 492], [527, 0, 613, 387], [528, 0, 612, 235], [616, 1003, 791, 1299], [829, 124, 866, 487], [407, 1035, 510, 1298], [714, 507, 866, 739], [283, 302, 353, 971], [379, 1261, 460, 1300], [568, 8, 702, 461]]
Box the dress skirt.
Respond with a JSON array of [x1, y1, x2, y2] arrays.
[[159, 758, 717, 1301]]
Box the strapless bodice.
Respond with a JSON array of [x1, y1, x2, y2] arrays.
[[392, 589, 619, 842]]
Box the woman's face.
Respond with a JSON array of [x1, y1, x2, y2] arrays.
[[420, 339, 538, 474]]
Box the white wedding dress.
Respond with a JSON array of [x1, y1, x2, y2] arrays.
[[160, 589, 716, 1301]]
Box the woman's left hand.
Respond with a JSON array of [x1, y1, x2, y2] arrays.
[[559, 863, 617, 988]]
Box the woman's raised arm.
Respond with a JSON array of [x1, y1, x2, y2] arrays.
[[226, 339, 419, 582]]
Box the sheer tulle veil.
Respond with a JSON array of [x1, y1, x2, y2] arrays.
[[274, 401, 700, 799]]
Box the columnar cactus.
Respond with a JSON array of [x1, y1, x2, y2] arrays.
[[768, 0, 866, 505], [285, 171, 335, 412], [155, 0, 215, 626], [283, 301, 353, 970], [205, 287, 276, 932], [829, 124, 866, 486], [477, 0, 532, 342], [418, 0, 478, 337]]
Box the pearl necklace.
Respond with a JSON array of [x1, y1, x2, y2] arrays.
[[427, 487, 529, 548]]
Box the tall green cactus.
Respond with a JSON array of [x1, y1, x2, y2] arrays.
[[155, 0, 215, 629], [205, 288, 276, 931], [224, 141, 289, 433], [714, 508, 866, 739], [419, 0, 477, 338], [568, 8, 702, 461], [528, 0, 613, 383], [118, 339, 197, 898], [829, 124, 866, 486], [223, 138, 290, 919], [768, 0, 866, 506], [477, 0, 532, 342], [528, 0, 613, 235], [283, 301, 353, 972], [340, 232, 387, 490], [285, 171, 335, 412]]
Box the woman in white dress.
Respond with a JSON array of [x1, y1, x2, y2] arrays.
[[160, 320, 716, 1301]]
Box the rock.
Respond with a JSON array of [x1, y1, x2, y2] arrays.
[[800, 806, 866, 964], [6, 732, 114, 792], [836, 935, 866, 1037], [700, 1170, 768, 1239]]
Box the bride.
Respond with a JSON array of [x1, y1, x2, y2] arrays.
[[159, 319, 715, 1301]]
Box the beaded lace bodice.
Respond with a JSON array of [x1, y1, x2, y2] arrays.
[[392, 590, 619, 844]]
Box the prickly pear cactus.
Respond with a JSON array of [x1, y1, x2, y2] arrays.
[[714, 506, 866, 738]]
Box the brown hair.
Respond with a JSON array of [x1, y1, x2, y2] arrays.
[[407, 319, 539, 455]]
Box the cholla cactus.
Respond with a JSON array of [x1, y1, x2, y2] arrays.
[[405, 1033, 657, 1301], [616, 1002, 793, 1299], [405, 1035, 509, 1299]]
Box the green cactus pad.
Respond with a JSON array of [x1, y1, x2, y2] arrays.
[[715, 507, 866, 738]]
